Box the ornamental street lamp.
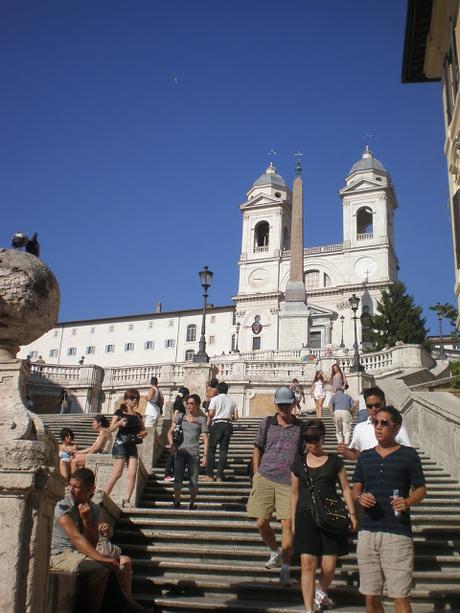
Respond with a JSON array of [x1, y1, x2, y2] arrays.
[[438, 314, 447, 360], [339, 315, 345, 348], [349, 293, 364, 372], [193, 266, 214, 363], [234, 321, 241, 353]]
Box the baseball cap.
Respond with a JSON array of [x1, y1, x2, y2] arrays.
[[274, 386, 295, 404]]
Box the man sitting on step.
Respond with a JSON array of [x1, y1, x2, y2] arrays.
[[49, 468, 143, 613], [247, 387, 305, 587], [337, 387, 411, 461]]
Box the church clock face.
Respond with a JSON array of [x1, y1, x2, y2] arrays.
[[354, 257, 377, 280], [248, 268, 268, 289]]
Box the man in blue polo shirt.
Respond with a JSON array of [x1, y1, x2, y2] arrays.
[[352, 406, 426, 613]]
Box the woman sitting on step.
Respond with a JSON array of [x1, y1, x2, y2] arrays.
[[58, 427, 77, 481], [70, 414, 112, 471], [104, 389, 148, 509]]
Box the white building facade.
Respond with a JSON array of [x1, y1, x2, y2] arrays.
[[21, 148, 398, 367]]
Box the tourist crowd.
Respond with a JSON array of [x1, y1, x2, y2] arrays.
[[50, 369, 425, 613]]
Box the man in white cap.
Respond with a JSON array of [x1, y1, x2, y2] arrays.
[[247, 386, 304, 586]]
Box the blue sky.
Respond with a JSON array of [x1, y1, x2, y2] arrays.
[[0, 1, 453, 334]]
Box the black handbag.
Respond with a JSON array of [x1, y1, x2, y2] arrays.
[[304, 457, 350, 535], [172, 415, 184, 448]]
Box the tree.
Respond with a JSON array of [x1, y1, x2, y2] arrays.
[[366, 282, 428, 351], [429, 302, 458, 336]]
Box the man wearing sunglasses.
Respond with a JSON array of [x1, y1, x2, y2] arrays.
[[338, 387, 411, 461], [352, 406, 426, 613], [247, 386, 304, 587]]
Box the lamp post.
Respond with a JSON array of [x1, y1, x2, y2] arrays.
[[234, 321, 241, 353], [438, 314, 447, 360], [339, 315, 345, 348], [193, 266, 214, 363], [349, 293, 364, 372]]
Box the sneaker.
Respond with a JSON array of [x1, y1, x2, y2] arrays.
[[164, 475, 174, 482], [265, 550, 282, 569], [279, 566, 291, 587], [314, 589, 334, 609]]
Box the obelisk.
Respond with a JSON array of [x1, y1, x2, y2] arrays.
[[279, 153, 309, 348]]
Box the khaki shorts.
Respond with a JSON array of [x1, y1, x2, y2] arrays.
[[50, 550, 109, 587], [246, 472, 291, 520], [357, 531, 414, 598]]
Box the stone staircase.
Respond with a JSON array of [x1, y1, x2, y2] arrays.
[[41, 414, 460, 612]]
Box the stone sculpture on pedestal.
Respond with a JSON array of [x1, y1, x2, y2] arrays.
[[0, 248, 62, 613]]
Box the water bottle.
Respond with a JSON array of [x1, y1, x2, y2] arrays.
[[393, 489, 401, 517]]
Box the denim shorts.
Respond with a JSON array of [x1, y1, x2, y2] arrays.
[[111, 438, 138, 460]]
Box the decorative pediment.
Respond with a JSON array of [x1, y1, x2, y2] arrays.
[[340, 178, 386, 196], [307, 304, 336, 318], [240, 193, 289, 210]]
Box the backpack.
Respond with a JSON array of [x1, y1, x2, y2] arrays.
[[247, 415, 305, 482]]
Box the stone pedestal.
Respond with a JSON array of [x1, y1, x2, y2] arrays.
[[183, 363, 211, 398], [346, 370, 374, 399], [278, 299, 309, 350]]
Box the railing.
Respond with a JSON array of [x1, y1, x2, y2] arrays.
[[244, 361, 315, 379], [356, 233, 373, 241], [29, 363, 103, 386], [253, 245, 269, 253], [282, 243, 343, 258]]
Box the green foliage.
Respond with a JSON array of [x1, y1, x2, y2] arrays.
[[429, 302, 458, 336], [366, 282, 428, 351], [449, 361, 460, 388]]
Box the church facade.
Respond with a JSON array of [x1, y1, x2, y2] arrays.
[[21, 148, 398, 367]]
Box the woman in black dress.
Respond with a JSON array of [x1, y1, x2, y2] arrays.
[[291, 419, 357, 613], [104, 388, 147, 508]]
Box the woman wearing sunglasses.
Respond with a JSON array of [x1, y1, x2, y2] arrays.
[[104, 388, 147, 508], [291, 419, 358, 613]]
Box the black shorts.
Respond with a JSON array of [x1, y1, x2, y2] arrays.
[[111, 438, 138, 460], [294, 508, 349, 557]]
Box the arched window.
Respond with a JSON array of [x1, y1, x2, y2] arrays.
[[305, 270, 320, 289], [185, 350, 195, 361], [283, 226, 290, 250], [357, 207, 373, 238], [186, 324, 197, 342], [254, 221, 269, 251], [324, 273, 331, 288], [361, 306, 372, 343]]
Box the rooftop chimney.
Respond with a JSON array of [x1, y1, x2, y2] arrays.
[[155, 302, 162, 313]]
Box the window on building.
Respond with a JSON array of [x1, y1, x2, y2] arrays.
[[144, 340, 154, 350], [165, 339, 175, 348], [324, 273, 332, 287], [30, 351, 38, 359], [168, 320, 174, 327], [356, 207, 373, 237], [210, 315, 216, 323], [186, 324, 197, 342], [231, 334, 236, 352], [128, 324, 134, 331], [105, 344, 115, 353], [209, 335, 216, 345], [232, 311, 237, 325], [71, 328, 77, 336], [90, 327, 95, 334], [148, 322, 153, 329], [185, 350, 195, 361], [283, 226, 290, 250], [85, 346, 95, 355], [53, 330, 59, 337], [49, 349, 58, 358], [252, 336, 261, 351], [309, 330, 322, 348], [361, 306, 372, 344], [67, 347, 77, 356], [305, 270, 320, 289], [124, 343, 134, 352], [254, 220, 269, 250], [109, 325, 114, 333]]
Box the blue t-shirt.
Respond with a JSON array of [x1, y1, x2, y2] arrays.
[[353, 446, 425, 537]]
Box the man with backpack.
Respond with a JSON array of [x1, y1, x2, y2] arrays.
[[247, 387, 304, 586]]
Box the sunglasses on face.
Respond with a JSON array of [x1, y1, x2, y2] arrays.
[[371, 418, 394, 429], [126, 395, 139, 401], [366, 402, 383, 409]]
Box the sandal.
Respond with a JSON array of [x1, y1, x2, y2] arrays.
[[122, 499, 133, 509]]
